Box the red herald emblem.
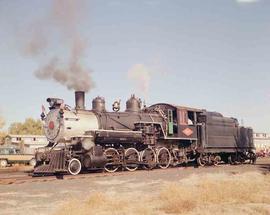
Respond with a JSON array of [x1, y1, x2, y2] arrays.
[[182, 128, 193, 136], [49, 121, 55, 130]]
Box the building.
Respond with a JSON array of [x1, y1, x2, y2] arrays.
[[5, 135, 48, 154], [253, 132, 270, 151]]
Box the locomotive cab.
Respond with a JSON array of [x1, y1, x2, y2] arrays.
[[148, 104, 201, 140], [176, 107, 201, 139]]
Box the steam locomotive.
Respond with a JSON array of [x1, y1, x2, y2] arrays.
[[33, 91, 256, 175]]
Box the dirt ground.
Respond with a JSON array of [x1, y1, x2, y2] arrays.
[[0, 158, 269, 215]]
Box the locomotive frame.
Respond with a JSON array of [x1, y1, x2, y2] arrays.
[[33, 91, 256, 176]]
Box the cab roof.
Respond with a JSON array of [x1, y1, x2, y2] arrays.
[[149, 103, 203, 112]]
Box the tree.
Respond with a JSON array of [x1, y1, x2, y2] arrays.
[[9, 118, 44, 135], [0, 116, 4, 129], [0, 116, 6, 144], [0, 131, 6, 145]]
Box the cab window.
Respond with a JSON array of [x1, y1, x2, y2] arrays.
[[178, 109, 188, 125]]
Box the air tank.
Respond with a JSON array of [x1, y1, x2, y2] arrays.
[[126, 94, 141, 112], [92, 96, 106, 112]]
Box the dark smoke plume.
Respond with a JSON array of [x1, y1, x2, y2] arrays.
[[24, 0, 94, 92]]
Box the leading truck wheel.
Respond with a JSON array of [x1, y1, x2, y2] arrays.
[[68, 158, 82, 175]]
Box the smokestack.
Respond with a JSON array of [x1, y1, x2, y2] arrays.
[[75, 91, 85, 110]]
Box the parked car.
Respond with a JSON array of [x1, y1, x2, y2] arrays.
[[0, 146, 36, 168]]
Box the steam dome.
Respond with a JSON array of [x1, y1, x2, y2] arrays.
[[126, 94, 141, 112], [92, 96, 106, 112]]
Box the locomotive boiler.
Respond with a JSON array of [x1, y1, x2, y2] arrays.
[[33, 91, 256, 175]]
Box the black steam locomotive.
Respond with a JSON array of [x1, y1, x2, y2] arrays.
[[33, 91, 256, 175]]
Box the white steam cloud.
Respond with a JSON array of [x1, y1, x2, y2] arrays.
[[128, 64, 151, 98]]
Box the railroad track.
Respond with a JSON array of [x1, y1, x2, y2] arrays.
[[0, 160, 261, 186], [0, 163, 162, 184], [0, 170, 128, 185], [0, 164, 192, 185]]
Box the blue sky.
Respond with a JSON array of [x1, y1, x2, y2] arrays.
[[0, 0, 269, 132]]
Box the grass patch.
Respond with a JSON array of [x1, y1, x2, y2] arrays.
[[55, 172, 270, 215]]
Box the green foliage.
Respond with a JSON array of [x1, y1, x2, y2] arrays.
[[9, 118, 44, 135]]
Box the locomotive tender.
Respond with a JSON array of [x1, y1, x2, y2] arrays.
[[34, 91, 256, 175]]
